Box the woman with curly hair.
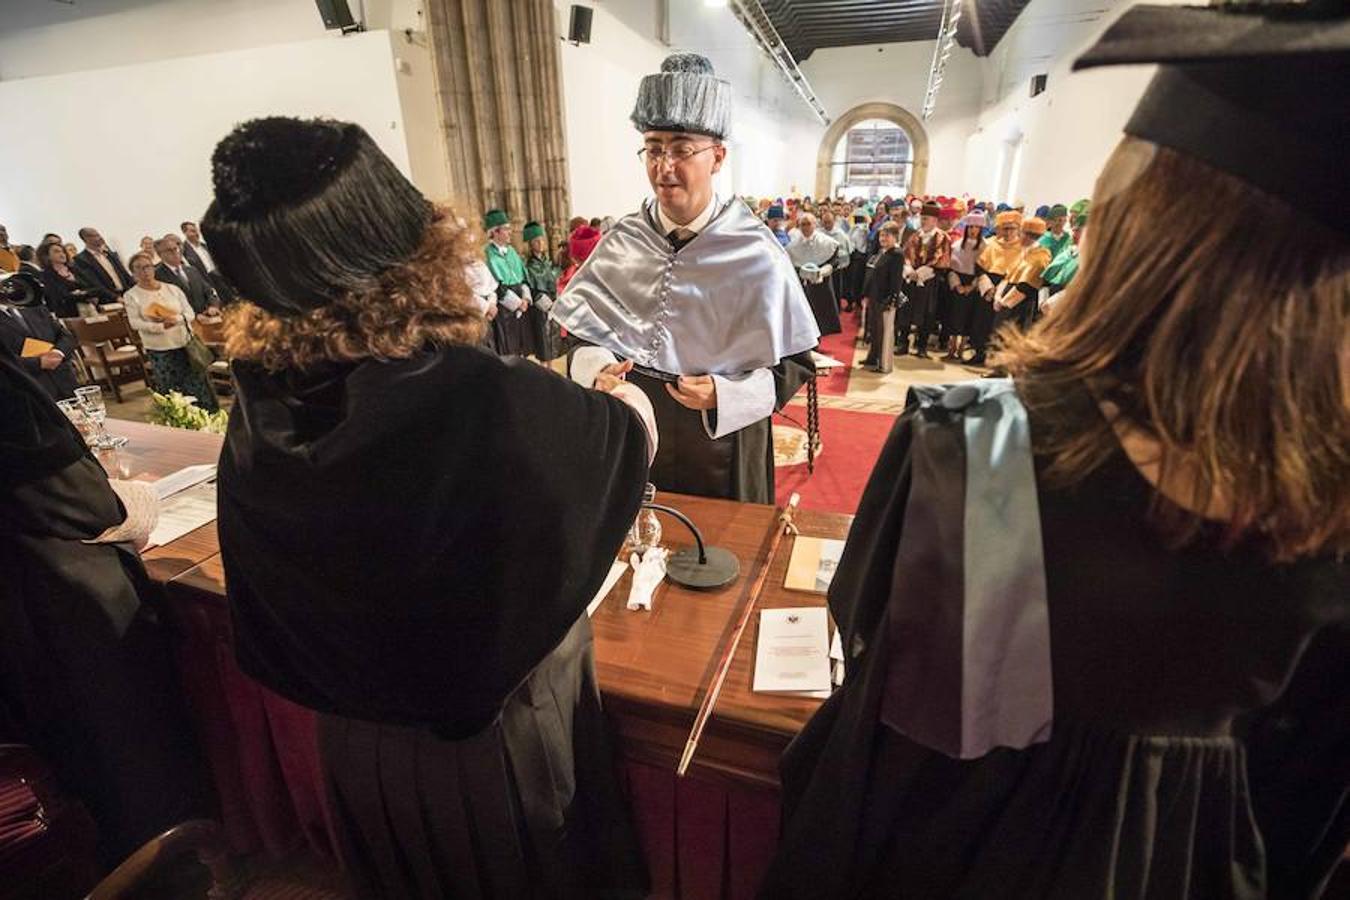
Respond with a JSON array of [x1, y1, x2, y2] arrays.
[[203, 117, 656, 899]]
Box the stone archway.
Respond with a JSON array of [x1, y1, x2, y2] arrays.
[[815, 102, 930, 199]]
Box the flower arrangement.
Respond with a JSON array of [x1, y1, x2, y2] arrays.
[[147, 391, 229, 434]]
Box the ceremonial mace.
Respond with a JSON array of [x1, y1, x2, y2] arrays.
[[676, 493, 801, 776]]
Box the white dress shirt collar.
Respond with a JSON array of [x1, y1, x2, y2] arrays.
[[655, 193, 718, 236]]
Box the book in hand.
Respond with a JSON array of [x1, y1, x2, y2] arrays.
[[752, 607, 832, 695], [20, 338, 54, 358], [143, 300, 176, 320], [784, 536, 846, 593]]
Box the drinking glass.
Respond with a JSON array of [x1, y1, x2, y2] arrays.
[[74, 385, 127, 449], [623, 483, 663, 556], [57, 398, 97, 447]]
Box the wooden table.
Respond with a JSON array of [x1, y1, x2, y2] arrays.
[[104, 419, 224, 584], [113, 418, 853, 896]]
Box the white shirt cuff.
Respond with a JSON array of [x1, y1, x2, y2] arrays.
[[702, 368, 775, 439], [609, 381, 658, 464], [570, 346, 619, 388]]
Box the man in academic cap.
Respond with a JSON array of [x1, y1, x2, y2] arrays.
[[991, 215, 1053, 335], [967, 209, 1024, 365], [483, 209, 532, 356], [553, 52, 820, 503], [1038, 203, 1073, 261], [899, 202, 952, 357], [766, 204, 790, 247], [521, 221, 562, 361]]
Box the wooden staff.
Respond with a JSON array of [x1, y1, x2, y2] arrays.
[[676, 492, 801, 777]]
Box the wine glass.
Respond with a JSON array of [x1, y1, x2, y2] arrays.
[[74, 385, 127, 449], [56, 398, 97, 447]]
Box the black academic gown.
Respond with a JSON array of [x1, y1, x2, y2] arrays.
[[0, 355, 209, 867], [761, 387, 1350, 900], [626, 354, 812, 505], [220, 343, 652, 898]]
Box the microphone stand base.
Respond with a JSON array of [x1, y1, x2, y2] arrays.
[[666, 546, 740, 590]]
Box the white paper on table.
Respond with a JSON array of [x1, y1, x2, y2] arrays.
[[809, 351, 845, 371], [587, 559, 628, 617], [152, 464, 218, 501], [753, 607, 832, 694], [143, 481, 217, 549]]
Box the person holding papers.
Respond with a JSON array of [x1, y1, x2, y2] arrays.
[[762, 6, 1349, 897], [204, 117, 657, 899], [0, 352, 208, 867], [123, 252, 219, 411], [552, 52, 820, 503], [0, 272, 80, 399]]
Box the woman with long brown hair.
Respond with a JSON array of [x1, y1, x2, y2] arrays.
[[762, 5, 1348, 898], [204, 117, 656, 899]]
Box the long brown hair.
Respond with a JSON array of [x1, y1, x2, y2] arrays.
[[224, 207, 484, 371], [997, 138, 1349, 561]]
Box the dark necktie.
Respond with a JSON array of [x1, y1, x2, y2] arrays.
[[667, 228, 695, 251]]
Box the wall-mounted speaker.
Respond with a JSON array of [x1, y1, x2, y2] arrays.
[[568, 5, 594, 45], [1030, 74, 1048, 98], [315, 0, 357, 31]]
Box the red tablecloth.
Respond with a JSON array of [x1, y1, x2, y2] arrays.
[[169, 595, 782, 898]]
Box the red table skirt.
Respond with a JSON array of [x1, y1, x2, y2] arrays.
[[170, 597, 781, 899]]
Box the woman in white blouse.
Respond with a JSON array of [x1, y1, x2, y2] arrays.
[[124, 251, 218, 410]]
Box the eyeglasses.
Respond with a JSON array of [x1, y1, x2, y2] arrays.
[[637, 144, 718, 165]]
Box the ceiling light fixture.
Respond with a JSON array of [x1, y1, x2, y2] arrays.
[[922, 0, 964, 120], [727, 0, 830, 124]]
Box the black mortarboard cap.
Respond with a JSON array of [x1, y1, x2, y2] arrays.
[[1074, 2, 1349, 231]]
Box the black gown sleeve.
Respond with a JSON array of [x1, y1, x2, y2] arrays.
[[828, 406, 917, 662], [772, 351, 816, 412]]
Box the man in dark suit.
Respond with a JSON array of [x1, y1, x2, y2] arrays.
[[155, 235, 219, 315], [72, 227, 133, 304], [181, 220, 236, 303], [0, 273, 80, 400]]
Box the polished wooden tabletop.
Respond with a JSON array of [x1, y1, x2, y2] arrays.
[[105, 418, 224, 584], [118, 418, 854, 787]]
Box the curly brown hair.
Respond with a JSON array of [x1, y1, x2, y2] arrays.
[[223, 208, 485, 371]]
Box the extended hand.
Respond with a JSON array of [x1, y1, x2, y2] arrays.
[[39, 350, 65, 370], [666, 374, 717, 411]]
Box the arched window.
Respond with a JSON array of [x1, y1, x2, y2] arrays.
[[830, 119, 914, 198]]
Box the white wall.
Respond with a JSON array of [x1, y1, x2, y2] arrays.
[[961, 0, 1189, 205], [0, 32, 411, 255], [0, 0, 449, 242], [801, 41, 982, 197], [555, 0, 668, 219], [554, 0, 833, 218]]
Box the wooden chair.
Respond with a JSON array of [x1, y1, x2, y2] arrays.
[[190, 317, 234, 397], [0, 743, 100, 900], [63, 312, 147, 403]]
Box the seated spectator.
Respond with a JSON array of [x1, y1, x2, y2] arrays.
[[0, 273, 80, 400], [37, 242, 99, 318], [122, 251, 218, 411], [138, 236, 161, 266], [155, 234, 220, 316], [16, 245, 42, 275], [0, 225, 17, 273], [73, 228, 133, 303]]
